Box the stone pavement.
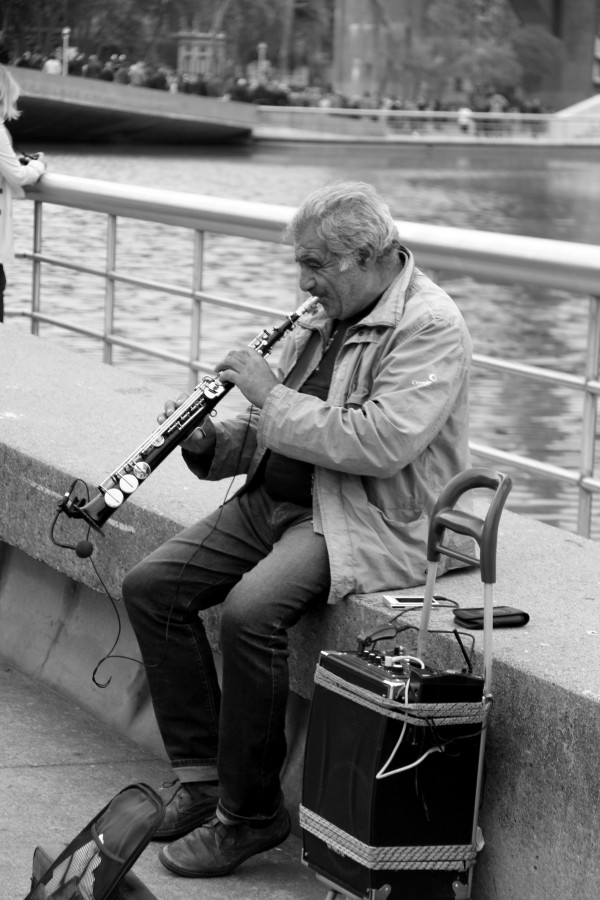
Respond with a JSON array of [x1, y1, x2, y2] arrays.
[[2, 662, 328, 900]]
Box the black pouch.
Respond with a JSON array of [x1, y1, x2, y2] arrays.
[[453, 606, 530, 629], [24, 783, 164, 899], [30, 846, 158, 899]]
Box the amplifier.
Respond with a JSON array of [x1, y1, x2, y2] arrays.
[[301, 651, 485, 900], [318, 650, 484, 702]]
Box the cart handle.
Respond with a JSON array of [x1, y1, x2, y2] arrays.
[[426, 468, 512, 584]]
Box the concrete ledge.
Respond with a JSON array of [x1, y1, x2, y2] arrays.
[[2, 326, 600, 899], [7, 65, 255, 144]]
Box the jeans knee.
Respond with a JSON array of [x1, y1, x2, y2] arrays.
[[220, 601, 256, 649], [220, 597, 284, 658], [219, 602, 245, 640], [122, 561, 155, 613]]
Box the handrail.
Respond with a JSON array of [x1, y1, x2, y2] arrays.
[[25, 174, 293, 241], [255, 105, 600, 144], [25, 174, 600, 294], [11, 173, 600, 538]]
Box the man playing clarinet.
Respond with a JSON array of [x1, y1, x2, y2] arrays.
[[121, 181, 472, 878]]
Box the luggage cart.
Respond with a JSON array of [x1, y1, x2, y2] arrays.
[[301, 467, 512, 900]]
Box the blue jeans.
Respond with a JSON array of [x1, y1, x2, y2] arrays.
[[121, 484, 330, 826]]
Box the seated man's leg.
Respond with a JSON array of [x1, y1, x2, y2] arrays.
[[217, 502, 329, 824], [121, 488, 286, 837], [158, 487, 330, 877]]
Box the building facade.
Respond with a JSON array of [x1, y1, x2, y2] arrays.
[[173, 30, 227, 80]]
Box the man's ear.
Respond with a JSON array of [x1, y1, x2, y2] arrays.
[[357, 245, 376, 268]]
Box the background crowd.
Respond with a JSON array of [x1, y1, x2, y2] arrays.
[[5, 45, 547, 115]]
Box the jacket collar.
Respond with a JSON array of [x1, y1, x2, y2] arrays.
[[356, 247, 415, 328]]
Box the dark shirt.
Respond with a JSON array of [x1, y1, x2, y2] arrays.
[[261, 322, 348, 504], [261, 300, 379, 505]]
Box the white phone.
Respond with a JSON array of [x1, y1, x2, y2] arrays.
[[383, 594, 441, 609]]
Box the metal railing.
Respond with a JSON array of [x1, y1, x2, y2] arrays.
[[255, 105, 600, 143], [10, 173, 600, 538]]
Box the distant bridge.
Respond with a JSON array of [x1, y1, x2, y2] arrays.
[[8, 66, 255, 145]]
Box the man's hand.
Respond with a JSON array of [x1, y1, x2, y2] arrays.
[[216, 348, 278, 408], [157, 393, 216, 454]]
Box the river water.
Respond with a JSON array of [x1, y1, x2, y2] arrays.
[[7, 141, 600, 536]]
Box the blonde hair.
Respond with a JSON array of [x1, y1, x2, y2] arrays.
[[0, 65, 22, 121]]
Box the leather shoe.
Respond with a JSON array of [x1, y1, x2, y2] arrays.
[[158, 806, 291, 877], [152, 781, 219, 841]]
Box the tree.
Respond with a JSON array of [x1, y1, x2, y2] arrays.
[[4, 0, 334, 81], [470, 40, 522, 96], [3, 0, 84, 56], [3, 0, 163, 60], [422, 0, 568, 105], [425, 0, 522, 103], [210, 0, 333, 80], [510, 24, 564, 96]]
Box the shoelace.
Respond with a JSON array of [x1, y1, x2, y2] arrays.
[[160, 778, 181, 808]]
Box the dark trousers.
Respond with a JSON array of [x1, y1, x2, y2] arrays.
[[121, 484, 330, 826]]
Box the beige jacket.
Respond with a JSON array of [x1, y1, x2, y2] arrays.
[[186, 250, 472, 603]]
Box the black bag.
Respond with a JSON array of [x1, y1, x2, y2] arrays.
[[453, 605, 530, 629], [24, 783, 164, 900]]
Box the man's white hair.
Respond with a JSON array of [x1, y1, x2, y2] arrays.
[[285, 181, 400, 267]]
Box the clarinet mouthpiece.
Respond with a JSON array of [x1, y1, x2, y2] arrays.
[[302, 295, 320, 314]]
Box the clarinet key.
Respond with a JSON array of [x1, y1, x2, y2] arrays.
[[133, 462, 151, 481], [119, 474, 139, 494], [104, 488, 125, 508]]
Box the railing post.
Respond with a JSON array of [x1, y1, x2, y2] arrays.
[[189, 229, 205, 392], [104, 214, 117, 365], [577, 295, 600, 537], [31, 201, 43, 336]]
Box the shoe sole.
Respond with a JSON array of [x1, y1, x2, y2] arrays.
[[158, 821, 291, 877]]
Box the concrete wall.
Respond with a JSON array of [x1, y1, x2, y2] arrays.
[[2, 325, 600, 898]]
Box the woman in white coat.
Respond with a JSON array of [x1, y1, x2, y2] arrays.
[[0, 64, 47, 322]]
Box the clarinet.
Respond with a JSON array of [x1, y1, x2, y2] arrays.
[[58, 297, 319, 532]]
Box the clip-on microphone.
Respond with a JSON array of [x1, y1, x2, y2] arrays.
[[50, 480, 98, 558], [50, 507, 95, 557]]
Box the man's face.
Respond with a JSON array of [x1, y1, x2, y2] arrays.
[[294, 224, 373, 320]]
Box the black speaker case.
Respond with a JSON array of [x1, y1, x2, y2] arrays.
[[301, 653, 485, 900]]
